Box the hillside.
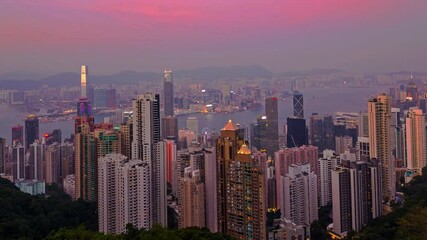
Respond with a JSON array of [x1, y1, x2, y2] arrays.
[[355, 168, 427, 239], [0, 178, 97, 240]]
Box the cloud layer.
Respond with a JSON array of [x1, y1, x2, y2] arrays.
[[1, 0, 426, 74]]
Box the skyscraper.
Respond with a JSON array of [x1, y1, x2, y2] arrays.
[[405, 108, 426, 175], [391, 108, 405, 161], [323, 114, 335, 150], [319, 150, 340, 207], [98, 153, 124, 234], [174, 149, 191, 197], [81, 65, 88, 98], [217, 119, 245, 234], [11, 124, 23, 146], [74, 65, 99, 201], [265, 97, 279, 156], [368, 94, 395, 200], [358, 112, 369, 138], [216, 120, 266, 239], [132, 93, 160, 160], [75, 126, 120, 202], [119, 123, 132, 159], [178, 167, 205, 228], [250, 115, 267, 151], [331, 159, 382, 236], [286, 117, 307, 148], [28, 140, 46, 181], [95, 129, 121, 158], [282, 163, 318, 226], [132, 93, 166, 226], [356, 137, 370, 161], [45, 143, 61, 184], [74, 129, 96, 201], [98, 153, 151, 234], [331, 165, 351, 235], [60, 142, 74, 181], [163, 69, 174, 117], [11, 143, 25, 180], [163, 140, 176, 185], [204, 147, 218, 233], [264, 157, 277, 209], [25, 114, 39, 149], [74, 99, 96, 201], [275, 145, 318, 211], [156, 140, 169, 226], [309, 113, 324, 151], [161, 115, 178, 140], [75, 97, 94, 134], [293, 91, 304, 119]]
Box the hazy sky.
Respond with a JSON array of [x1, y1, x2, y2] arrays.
[[1, 0, 427, 75]]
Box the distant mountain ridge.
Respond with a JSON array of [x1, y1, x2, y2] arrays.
[[5, 66, 422, 91], [0, 65, 273, 90]]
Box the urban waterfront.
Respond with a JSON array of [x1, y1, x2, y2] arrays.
[[0, 86, 389, 142]]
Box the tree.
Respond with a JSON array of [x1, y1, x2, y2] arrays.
[[0, 177, 97, 240]]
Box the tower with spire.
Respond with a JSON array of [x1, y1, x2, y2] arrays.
[[216, 119, 266, 239]]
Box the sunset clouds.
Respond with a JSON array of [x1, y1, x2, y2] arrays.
[[1, 0, 426, 74]]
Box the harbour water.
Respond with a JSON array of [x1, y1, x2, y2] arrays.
[[0, 86, 390, 143]]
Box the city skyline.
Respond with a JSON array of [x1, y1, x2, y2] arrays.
[[2, 1, 427, 239], [1, 1, 427, 75]]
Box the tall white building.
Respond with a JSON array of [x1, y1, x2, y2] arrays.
[[156, 140, 169, 225], [98, 153, 151, 234], [282, 163, 318, 226], [405, 108, 426, 175], [98, 153, 124, 234], [318, 150, 340, 207], [28, 140, 46, 181], [116, 159, 151, 233], [11, 144, 25, 180], [131, 93, 166, 227]]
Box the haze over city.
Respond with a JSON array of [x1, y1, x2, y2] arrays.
[[1, 0, 427, 75], [2, 1, 427, 240]]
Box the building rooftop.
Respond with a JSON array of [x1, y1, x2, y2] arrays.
[[238, 144, 251, 155], [222, 119, 239, 131]]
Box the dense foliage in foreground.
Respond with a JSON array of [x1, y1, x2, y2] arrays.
[[355, 167, 427, 240], [45, 225, 232, 240], [5, 165, 427, 240], [0, 177, 230, 240], [0, 178, 97, 240]]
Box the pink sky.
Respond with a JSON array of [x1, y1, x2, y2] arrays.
[[1, 0, 426, 74]]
